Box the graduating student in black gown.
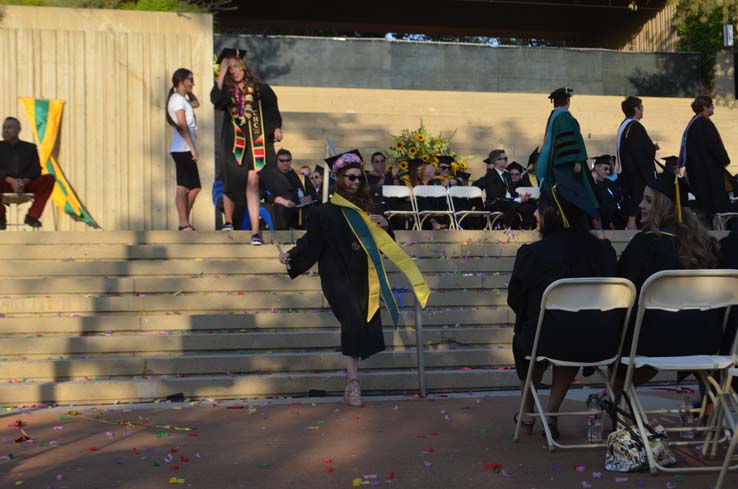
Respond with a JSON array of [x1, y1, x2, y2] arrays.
[[211, 48, 283, 241], [681, 96, 731, 225], [508, 184, 620, 437], [280, 150, 391, 407], [617, 172, 722, 387], [617, 96, 658, 230]]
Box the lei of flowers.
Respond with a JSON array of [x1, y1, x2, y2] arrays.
[[386, 122, 469, 181], [230, 85, 254, 126]]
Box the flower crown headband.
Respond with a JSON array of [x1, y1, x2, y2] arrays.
[[332, 153, 363, 173]]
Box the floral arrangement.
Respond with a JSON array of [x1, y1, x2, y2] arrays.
[[386, 122, 469, 181]]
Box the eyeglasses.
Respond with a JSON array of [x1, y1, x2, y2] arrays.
[[277, 158, 292, 163], [343, 174, 364, 182], [439, 165, 451, 170]]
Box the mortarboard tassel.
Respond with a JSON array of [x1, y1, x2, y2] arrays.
[[552, 185, 570, 229]]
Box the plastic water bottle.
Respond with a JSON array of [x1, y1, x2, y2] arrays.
[[680, 396, 695, 440], [587, 412, 603, 442]]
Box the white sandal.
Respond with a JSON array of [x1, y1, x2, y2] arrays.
[[344, 378, 362, 407]]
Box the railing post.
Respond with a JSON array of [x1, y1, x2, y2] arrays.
[[414, 297, 426, 397]]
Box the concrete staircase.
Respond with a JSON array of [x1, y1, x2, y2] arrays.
[[0, 230, 635, 405]]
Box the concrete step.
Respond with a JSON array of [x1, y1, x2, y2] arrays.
[[0, 368, 521, 404], [0, 326, 513, 357], [0, 307, 512, 334], [0, 257, 518, 277], [0, 289, 509, 314], [0, 347, 514, 380], [0, 273, 511, 295]]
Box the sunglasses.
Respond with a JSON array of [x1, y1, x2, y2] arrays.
[[509, 172, 521, 176], [496, 157, 508, 161], [310, 175, 322, 180], [343, 174, 364, 182], [439, 165, 451, 170], [278, 158, 292, 163]]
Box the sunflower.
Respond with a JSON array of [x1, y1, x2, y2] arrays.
[[408, 146, 418, 156], [459, 161, 468, 171], [395, 141, 404, 151], [451, 162, 458, 172], [399, 160, 409, 170], [416, 133, 426, 142], [421, 154, 430, 163]]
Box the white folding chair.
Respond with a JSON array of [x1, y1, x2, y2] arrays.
[[715, 367, 738, 489], [513, 277, 637, 451], [448, 186, 492, 230], [621, 269, 738, 474], [382, 185, 418, 231], [713, 213, 738, 231], [413, 185, 457, 230]]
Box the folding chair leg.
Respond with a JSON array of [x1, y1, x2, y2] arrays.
[[715, 429, 738, 489], [627, 385, 660, 474], [531, 387, 556, 451], [513, 363, 537, 443]]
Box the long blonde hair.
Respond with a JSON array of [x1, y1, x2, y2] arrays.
[[642, 190, 719, 268]]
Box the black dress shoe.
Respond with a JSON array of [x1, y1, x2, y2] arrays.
[[0, 219, 6, 230], [24, 214, 42, 228]]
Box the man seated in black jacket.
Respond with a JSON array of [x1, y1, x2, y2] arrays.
[[473, 149, 535, 229], [259, 149, 316, 230], [0, 117, 55, 230]]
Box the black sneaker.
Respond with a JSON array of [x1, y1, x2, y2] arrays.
[[221, 222, 234, 231], [250, 233, 264, 245], [24, 214, 42, 228], [0, 219, 6, 231]]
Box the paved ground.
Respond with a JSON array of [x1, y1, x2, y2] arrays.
[[1, 389, 735, 489]]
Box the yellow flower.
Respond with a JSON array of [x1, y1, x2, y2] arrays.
[[421, 154, 430, 163], [459, 161, 468, 171], [399, 160, 408, 170], [395, 141, 404, 150], [416, 133, 426, 142], [408, 146, 418, 156]]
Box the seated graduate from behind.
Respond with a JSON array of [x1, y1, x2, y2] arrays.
[[280, 150, 429, 408], [592, 155, 626, 230], [508, 182, 619, 439], [616, 171, 722, 389], [719, 222, 738, 357]]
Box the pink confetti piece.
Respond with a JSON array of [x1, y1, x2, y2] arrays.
[[574, 465, 586, 472], [582, 482, 592, 489], [593, 472, 602, 479], [666, 483, 677, 489], [615, 477, 629, 483], [423, 461, 432, 467]]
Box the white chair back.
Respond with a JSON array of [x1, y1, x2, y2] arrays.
[[515, 186, 540, 199], [448, 186, 484, 200], [413, 185, 450, 199], [382, 185, 413, 199]]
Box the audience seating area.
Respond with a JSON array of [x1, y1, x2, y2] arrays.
[[0, 229, 649, 405]]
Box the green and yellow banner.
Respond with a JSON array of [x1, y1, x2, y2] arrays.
[[20, 97, 99, 228]]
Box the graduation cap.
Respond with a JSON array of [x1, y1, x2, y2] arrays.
[[437, 155, 455, 166], [408, 158, 424, 172], [527, 147, 540, 168], [312, 165, 326, 177], [651, 171, 688, 206], [324, 150, 363, 173], [507, 162, 525, 174], [548, 87, 573, 100], [542, 170, 599, 226], [593, 155, 613, 166], [216, 48, 247, 64], [659, 156, 679, 173]]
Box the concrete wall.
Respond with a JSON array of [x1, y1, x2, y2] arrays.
[[273, 86, 738, 180], [0, 6, 214, 231], [216, 34, 701, 98]]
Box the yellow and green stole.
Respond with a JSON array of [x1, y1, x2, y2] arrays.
[[331, 193, 430, 326]]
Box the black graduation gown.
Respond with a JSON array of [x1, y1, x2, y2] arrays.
[[210, 82, 283, 201], [508, 231, 621, 379], [685, 117, 731, 220], [287, 203, 387, 359], [617, 232, 723, 357], [595, 178, 626, 230], [618, 120, 657, 218]]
